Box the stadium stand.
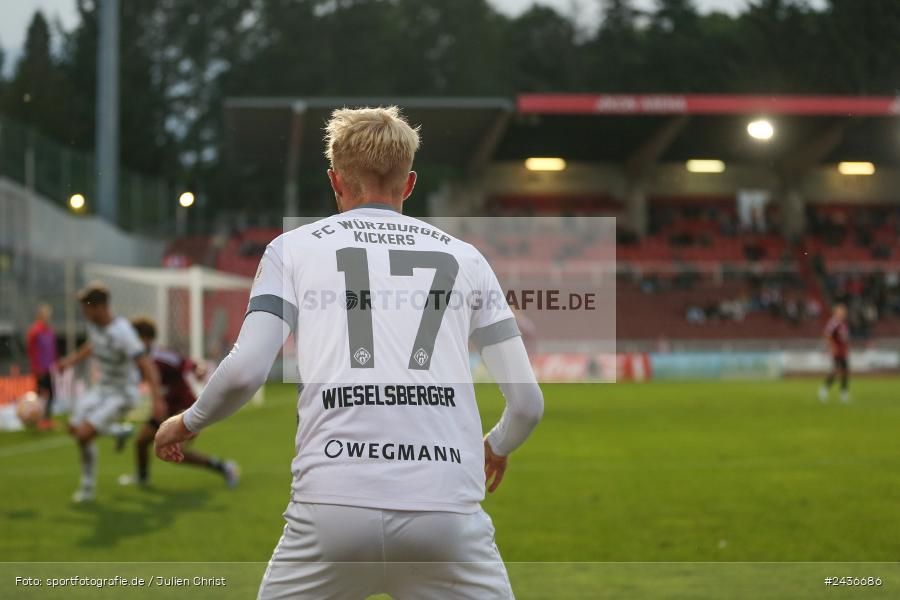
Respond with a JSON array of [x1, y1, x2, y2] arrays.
[[163, 193, 900, 349]]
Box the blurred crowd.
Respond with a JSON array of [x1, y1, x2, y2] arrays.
[[686, 271, 820, 326], [817, 267, 900, 339], [807, 205, 900, 260], [683, 281, 822, 326], [647, 203, 772, 239]]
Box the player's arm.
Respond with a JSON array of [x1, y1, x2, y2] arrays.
[[154, 312, 289, 462], [470, 254, 544, 492], [56, 342, 92, 370], [155, 240, 295, 462], [135, 354, 166, 422], [480, 335, 544, 493]]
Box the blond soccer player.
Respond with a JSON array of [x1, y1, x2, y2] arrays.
[[155, 107, 543, 599]]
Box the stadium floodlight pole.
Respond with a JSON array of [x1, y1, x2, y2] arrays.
[[284, 102, 307, 216], [95, 0, 120, 225]]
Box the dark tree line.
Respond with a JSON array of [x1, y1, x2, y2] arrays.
[[0, 0, 897, 205]]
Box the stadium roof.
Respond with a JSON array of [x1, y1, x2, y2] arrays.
[[224, 94, 900, 209], [517, 94, 900, 116], [497, 94, 900, 166], [224, 96, 513, 175]]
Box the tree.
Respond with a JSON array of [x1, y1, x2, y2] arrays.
[[643, 0, 736, 92], [505, 6, 583, 92], [730, 0, 829, 93], [651, 0, 698, 32], [821, 0, 900, 93], [55, 0, 97, 151], [585, 0, 644, 90], [602, 0, 638, 32], [2, 12, 71, 141]]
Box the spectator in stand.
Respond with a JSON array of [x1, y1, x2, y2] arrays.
[[718, 212, 737, 236], [26, 304, 57, 431], [804, 297, 822, 321], [783, 296, 800, 325], [686, 306, 706, 323]]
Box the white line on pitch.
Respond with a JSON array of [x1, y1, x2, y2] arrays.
[[0, 437, 70, 459]]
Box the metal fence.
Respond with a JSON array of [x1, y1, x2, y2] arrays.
[[0, 115, 174, 235]]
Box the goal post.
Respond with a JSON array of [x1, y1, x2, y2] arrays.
[[81, 264, 252, 362]]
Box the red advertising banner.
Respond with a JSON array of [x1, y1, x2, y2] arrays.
[[518, 94, 900, 116], [530, 353, 652, 382], [0, 376, 35, 405]]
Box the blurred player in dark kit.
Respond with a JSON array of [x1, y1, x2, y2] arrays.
[[119, 317, 239, 488], [819, 303, 850, 403]]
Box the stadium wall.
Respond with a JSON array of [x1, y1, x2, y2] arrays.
[[0, 178, 164, 357], [0, 178, 164, 266]]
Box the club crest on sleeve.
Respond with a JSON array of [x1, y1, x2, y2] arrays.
[[413, 348, 429, 366], [353, 347, 371, 365]]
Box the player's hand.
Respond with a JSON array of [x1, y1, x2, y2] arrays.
[[154, 414, 195, 463], [484, 436, 508, 494], [193, 362, 208, 381]]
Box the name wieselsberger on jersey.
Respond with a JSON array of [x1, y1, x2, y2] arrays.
[[322, 384, 456, 410]]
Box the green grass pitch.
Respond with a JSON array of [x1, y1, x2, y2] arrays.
[[2, 379, 900, 598]]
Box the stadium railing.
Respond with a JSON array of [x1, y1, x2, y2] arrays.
[[0, 114, 173, 235]]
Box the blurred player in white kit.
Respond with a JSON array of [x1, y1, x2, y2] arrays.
[[57, 283, 165, 503], [155, 106, 544, 598]]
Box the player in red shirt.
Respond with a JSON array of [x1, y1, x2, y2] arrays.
[[819, 303, 850, 403], [119, 317, 239, 487], [26, 304, 57, 430]]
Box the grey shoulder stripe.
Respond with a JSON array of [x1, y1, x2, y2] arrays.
[[246, 294, 298, 331], [471, 317, 521, 350]]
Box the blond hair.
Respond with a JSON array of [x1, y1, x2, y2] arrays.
[[324, 106, 420, 184]]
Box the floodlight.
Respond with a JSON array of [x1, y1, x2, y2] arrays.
[[686, 159, 726, 173], [747, 119, 774, 141], [69, 194, 86, 211], [179, 191, 196, 207], [837, 162, 875, 176], [525, 157, 566, 171]]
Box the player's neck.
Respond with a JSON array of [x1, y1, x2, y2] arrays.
[[339, 197, 403, 213], [95, 312, 114, 327]]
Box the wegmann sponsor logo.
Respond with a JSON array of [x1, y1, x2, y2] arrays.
[[324, 439, 462, 464]]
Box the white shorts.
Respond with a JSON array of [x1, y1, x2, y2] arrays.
[[258, 502, 514, 600], [70, 387, 135, 433]]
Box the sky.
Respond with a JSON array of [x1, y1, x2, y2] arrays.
[[0, 0, 827, 64]]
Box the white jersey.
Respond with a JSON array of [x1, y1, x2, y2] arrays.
[[86, 316, 144, 393], [249, 204, 519, 513]]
